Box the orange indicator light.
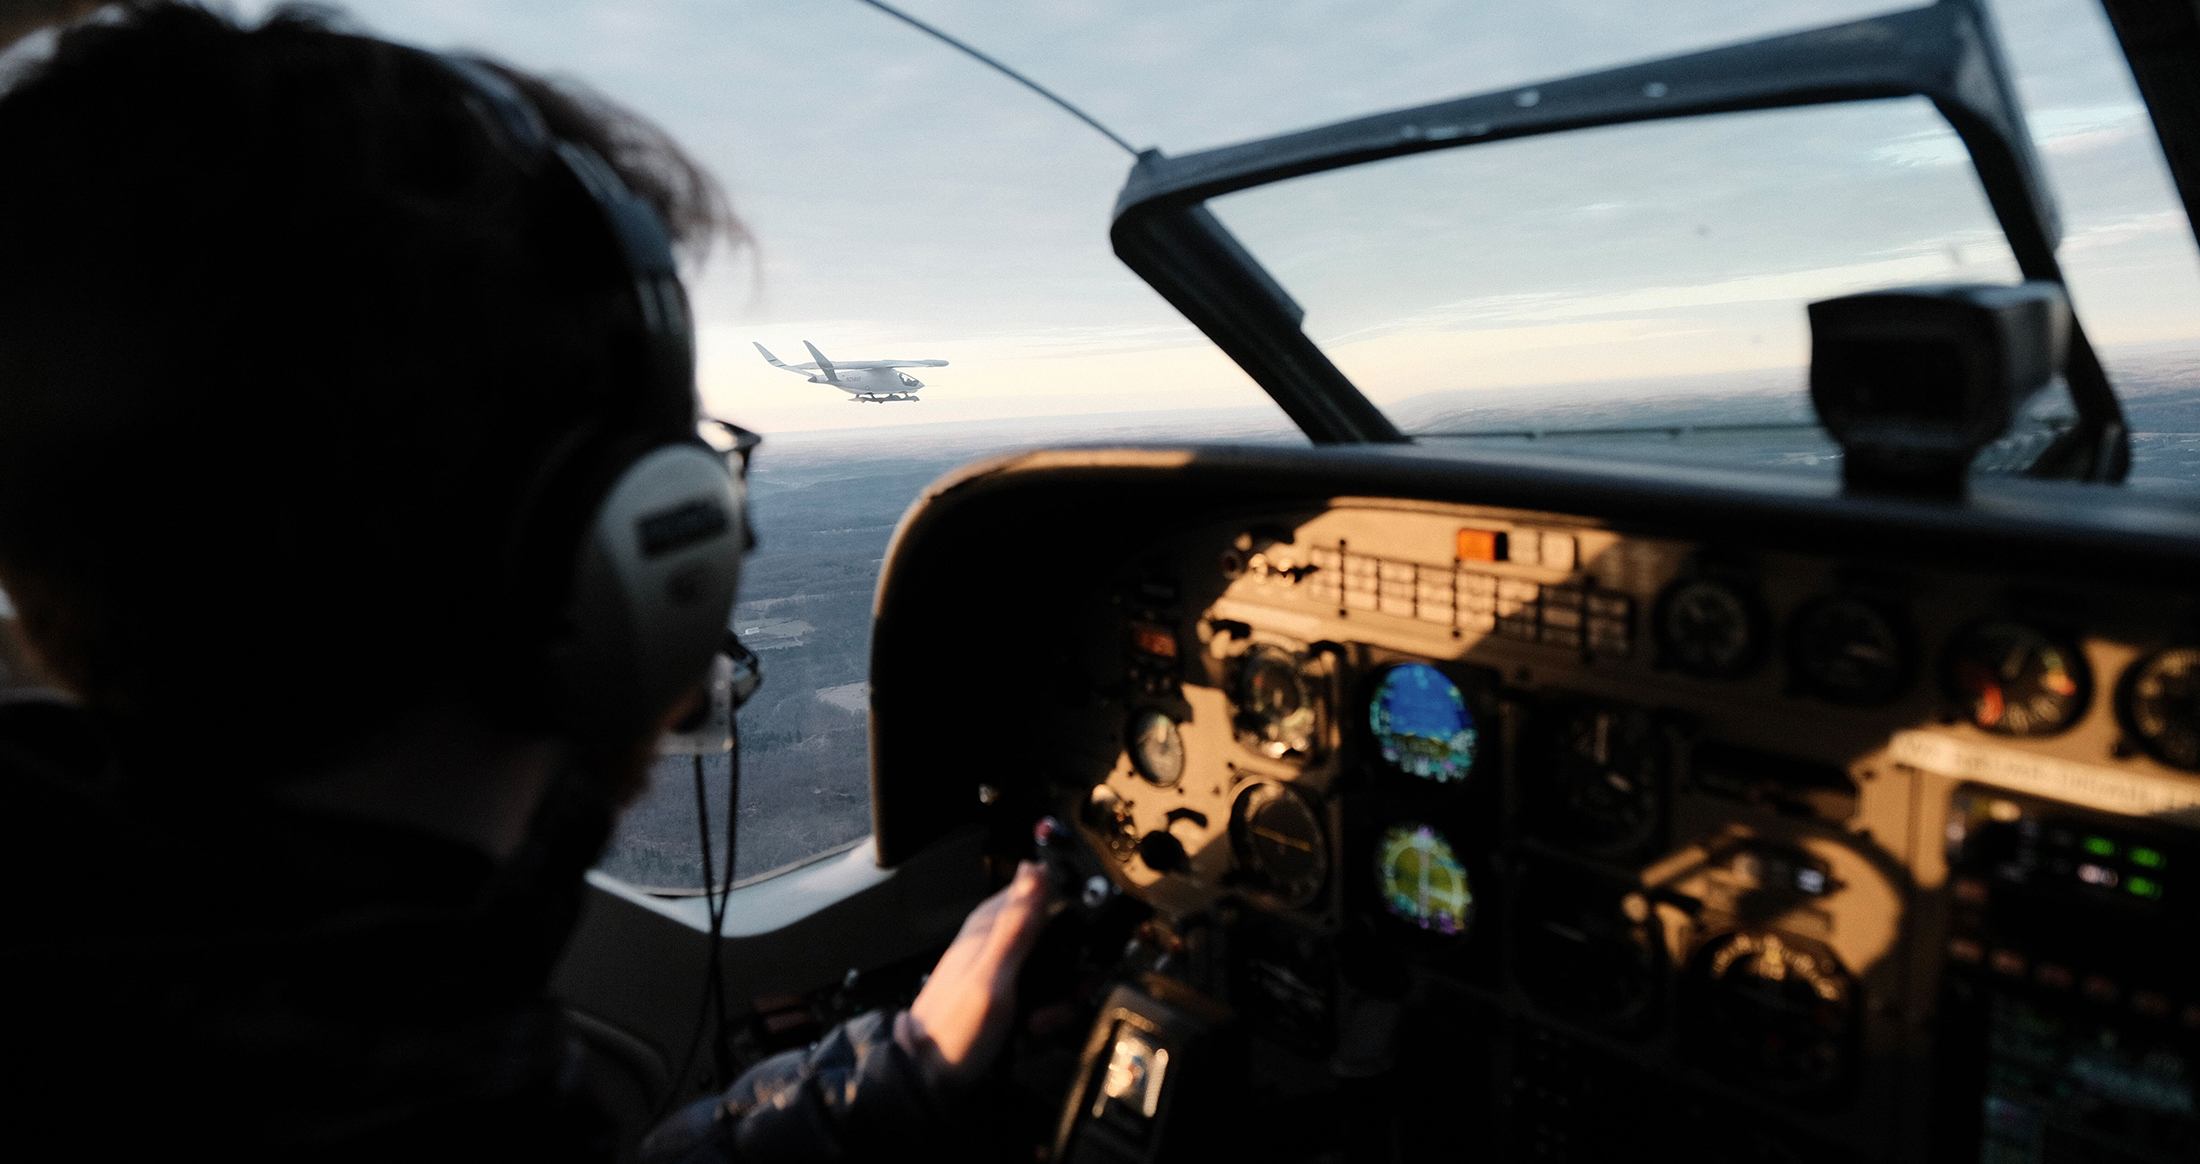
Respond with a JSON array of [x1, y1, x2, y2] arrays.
[[1128, 623, 1178, 659], [1456, 529, 1507, 563]]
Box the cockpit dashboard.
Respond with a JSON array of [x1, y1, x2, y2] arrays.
[[869, 442, 2200, 1163]]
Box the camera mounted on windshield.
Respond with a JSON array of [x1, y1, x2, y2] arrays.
[[1808, 281, 2071, 501]]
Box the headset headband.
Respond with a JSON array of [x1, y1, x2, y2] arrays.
[[436, 55, 695, 436], [425, 51, 750, 746]]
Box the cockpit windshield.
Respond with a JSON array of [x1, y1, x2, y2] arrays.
[[1207, 100, 2021, 468], [1195, 0, 2200, 484]]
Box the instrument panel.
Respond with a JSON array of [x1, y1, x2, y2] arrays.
[[1066, 498, 2200, 1163]]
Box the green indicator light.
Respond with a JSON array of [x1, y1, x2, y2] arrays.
[[2082, 836, 2117, 858], [2130, 847, 2165, 870], [2127, 876, 2163, 900]]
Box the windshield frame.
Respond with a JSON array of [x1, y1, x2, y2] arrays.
[[1107, 0, 2129, 481]]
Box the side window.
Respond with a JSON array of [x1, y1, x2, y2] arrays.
[[558, 6, 1298, 887], [598, 436, 1018, 888]]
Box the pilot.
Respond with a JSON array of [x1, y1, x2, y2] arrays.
[[0, 3, 1047, 1158]]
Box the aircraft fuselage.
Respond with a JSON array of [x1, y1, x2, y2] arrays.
[[810, 366, 923, 402]]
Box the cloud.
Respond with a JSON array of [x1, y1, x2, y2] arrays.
[[1313, 243, 2024, 357], [2060, 210, 2190, 256], [1873, 103, 2146, 168]]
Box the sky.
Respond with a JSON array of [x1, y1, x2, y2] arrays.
[[205, 0, 2200, 437]]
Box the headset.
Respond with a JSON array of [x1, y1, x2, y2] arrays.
[[431, 54, 753, 749], [427, 54, 763, 1105]]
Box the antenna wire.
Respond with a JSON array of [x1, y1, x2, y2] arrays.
[[849, 0, 1142, 157]]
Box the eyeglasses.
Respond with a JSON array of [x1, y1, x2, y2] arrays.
[[702, 417, 761, 480], [700, 417, 764, 711]]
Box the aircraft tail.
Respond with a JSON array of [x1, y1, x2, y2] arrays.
[[754, 342, 791, 369], [803, 340, 841, 383]]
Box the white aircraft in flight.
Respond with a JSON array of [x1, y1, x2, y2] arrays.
[[754, 341, 946, 403]]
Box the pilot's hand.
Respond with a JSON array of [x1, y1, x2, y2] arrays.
[[894, 860, 1053, 1095]]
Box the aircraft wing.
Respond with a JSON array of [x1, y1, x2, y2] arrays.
[[802, 341, 842, 383], [753, 342, 820, 372], [819, 359, 949, 369]]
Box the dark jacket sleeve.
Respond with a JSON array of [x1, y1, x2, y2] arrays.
[[637, 1010, 947, 1163]]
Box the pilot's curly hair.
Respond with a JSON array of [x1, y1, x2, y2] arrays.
[[0, 1, 742, 772]]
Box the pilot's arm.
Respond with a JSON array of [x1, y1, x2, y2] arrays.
[[639, 862, 1052, 1162]]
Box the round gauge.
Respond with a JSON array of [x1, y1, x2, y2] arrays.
[[2120, 647, 2200, 771], [1689, 930, 1854, 1095], [1373, 823, 1474, 937], [1367, 663, 1479, 783], [1515, 871, 1663, 1031], [1229, 781, 1328, 907], [1654, 576, 1767, 679], [1945, 620, 2091, 737], [1126, 709, 1185, 786], [1236, 645, 1317, 758], [1540, 703, 1666, 854], [1785, 595, 1913, 706]]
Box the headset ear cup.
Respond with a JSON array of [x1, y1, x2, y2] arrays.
[[554, 444, 744, 744], [427, 52, 737, 744]]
